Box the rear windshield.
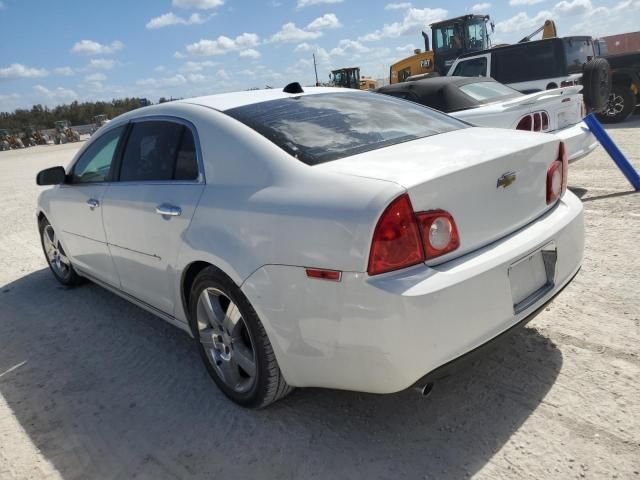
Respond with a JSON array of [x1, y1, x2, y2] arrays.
[[225, 92, 466, 165], [563, 37, 594, 74], [459, 81, 522, 103]]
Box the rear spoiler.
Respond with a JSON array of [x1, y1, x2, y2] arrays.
[[500, 85, 583, 110]]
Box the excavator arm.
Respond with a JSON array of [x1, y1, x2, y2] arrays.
[[518, 20, 557, 43]]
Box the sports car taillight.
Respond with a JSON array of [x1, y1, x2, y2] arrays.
[[547, 142, 568, 204], [368, 194, 424, 275], [517, 112, 550, 132], [516, 115, 532, 131], [368, 195, 461, 275], [416, 210, 460, 260]]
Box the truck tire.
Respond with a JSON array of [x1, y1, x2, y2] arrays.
[[596, 83, 636, 123], [582, 58, 611, 113]]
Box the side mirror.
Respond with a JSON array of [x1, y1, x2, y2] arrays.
[[36, 166, 66, 186]]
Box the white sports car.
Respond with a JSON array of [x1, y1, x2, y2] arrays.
[[36, 85, 584, 408], [377, 76, 598, 163]]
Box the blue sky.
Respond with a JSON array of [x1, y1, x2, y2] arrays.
[[1, 0, 638, 111]]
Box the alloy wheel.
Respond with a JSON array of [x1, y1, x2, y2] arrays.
[[604, 93, 624, 117], [42, 225, 71, 278], [196, 288, 257, 393]]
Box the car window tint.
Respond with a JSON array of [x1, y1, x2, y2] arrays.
[[225, 92, 466, 166], [174, 127, 198, 180], [72, 126, 124, 184], [119, 121, 198, 182], [452, 57, 487, 77], [491, 40, 564, 83]]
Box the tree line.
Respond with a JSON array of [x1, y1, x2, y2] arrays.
[[0, 98, 151, 131]]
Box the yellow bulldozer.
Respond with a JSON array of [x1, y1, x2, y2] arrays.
[[330, 67, 377, 90]]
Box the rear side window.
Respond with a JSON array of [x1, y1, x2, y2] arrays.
[[491, 41, 565, 83], [564, 38, 594, 73], [452, 57, 487, 77], [225, 92, 465, 166], [119, 121, 199, 182]]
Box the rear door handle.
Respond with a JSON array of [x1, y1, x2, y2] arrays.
[[87, 198, 99, 209], [155, 204, 182, 217]]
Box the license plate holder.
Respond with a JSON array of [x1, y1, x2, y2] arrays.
[[508, 242, 557, 314]]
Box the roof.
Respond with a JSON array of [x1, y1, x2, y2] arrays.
[[430, 14, 486, 27], [376, 76, 497, 112], [178, 86, 356, 112], [457, 36, 592, 59]]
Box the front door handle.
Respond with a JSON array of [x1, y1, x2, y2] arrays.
[[87, 198, 100, 210], [155, 204, 182, 217]]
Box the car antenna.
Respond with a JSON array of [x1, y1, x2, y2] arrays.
[[283, 82, 304, 94]]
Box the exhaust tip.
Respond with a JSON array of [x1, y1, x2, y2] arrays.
[[415, 382, 434, 398]]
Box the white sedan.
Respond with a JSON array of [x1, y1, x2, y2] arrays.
[[36, 85, 584, 408], [377, 76, 598, 163]]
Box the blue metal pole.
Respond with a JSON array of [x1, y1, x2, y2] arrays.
[[583, 113, 640, 191]]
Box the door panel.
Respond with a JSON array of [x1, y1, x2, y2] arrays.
[[101, 184, 204, 314], [50, 185, 120, 286]]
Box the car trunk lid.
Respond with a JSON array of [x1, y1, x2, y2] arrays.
[[316, 127, 561, 264]]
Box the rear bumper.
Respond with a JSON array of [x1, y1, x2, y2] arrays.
[[242, 192, 584, 394], [554, 121, 598, 162]]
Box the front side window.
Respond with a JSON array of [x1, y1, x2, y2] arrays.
[[119, 121, 198, 182], [452, 57, 487, 77], [225, 92, 466, 166], [466, 20, 487, 50], [72, 126, 124, 184]]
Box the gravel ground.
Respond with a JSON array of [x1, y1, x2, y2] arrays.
[[0, 119, 638, 480]]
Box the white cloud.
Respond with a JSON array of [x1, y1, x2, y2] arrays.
[[174, 51, 187, 59], [554, 0, 591, 14], [385, 2, 411, 9], [54, 66, 75, 76], [297, 0, 343, 8], [33, 85, 77, 102], [396, 43, 417, 53], [294, 42, 316, 52], [360, 7, 447, 41], [136, 74, 188, 87], [239, 48, 261, 59], [495, 10, 552, 33], [306, 13, 342, 30], [217, 69, 230, 81], [155, 65, 166, 72], [181, 60, 217, 72], [330, 39, 370, 56], [71, 40, 124, 55], [85, 73, 107, 82], [270, 22, 322, 43], [146, 12, 210, 29], [509, 0, 544, 5], [88, 58, 115, 70], [0, 64, 48, 79], [187, 73, 207, 83], [172, 0, 223, 9], [185, 33, 260, 55], [470, 2, 492, 12]]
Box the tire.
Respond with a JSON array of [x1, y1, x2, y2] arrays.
[[189, 267, 293, 408], [596, 83, 636, 123], [38, 217, 82, 286], [582, 58, 611, 112]]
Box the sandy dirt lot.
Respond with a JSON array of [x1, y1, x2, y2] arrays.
[[0, 119, 638, 479]]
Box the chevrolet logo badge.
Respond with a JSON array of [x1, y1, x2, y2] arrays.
[[497, 171, 517, 189]]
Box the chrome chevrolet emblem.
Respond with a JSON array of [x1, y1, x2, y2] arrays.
[[497, 171, 517, 189]]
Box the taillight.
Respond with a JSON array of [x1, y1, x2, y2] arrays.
[[541, 111, 549, 130], [516, 115, 532, 131], [368, 194, 424, 275], [368, 195, 461, 275], [416, 210, 460, 260], [546, 142, 568, 204], [306, 268, 341, 281], [533, 112, 541, 131]]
